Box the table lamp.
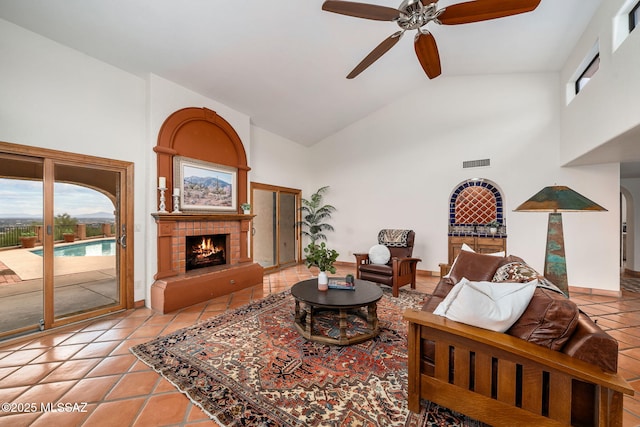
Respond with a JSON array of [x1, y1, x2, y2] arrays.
[[514, 185, 607, 295]]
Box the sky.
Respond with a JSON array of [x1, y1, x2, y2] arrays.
[[0, 178, 114, 217]]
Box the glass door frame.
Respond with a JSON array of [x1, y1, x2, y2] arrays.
[[250, 182, 301, 272], [0, 141, 135, 333]]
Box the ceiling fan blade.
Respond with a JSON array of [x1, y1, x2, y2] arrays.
[[347, 31, 404, 79], [438, 0, 541, 25], [414, 32, 441, 79], [322, 0, 400, 21]]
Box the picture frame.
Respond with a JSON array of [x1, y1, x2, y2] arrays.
[[173, 156, 237, 211]]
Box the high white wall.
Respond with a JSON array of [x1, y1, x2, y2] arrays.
[[249, 126, 311, 193], [310, 72, 621, 292], [560, 0, 640, 162]]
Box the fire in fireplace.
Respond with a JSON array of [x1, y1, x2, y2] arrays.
[[186, 234, 227, 271]]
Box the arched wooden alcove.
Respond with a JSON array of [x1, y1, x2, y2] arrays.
[[154, 107, 249, 208], [151, 107, 262, 314]]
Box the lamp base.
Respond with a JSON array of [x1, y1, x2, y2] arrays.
[[544, 212, 568, 295]]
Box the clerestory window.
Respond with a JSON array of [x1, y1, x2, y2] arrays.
[[630, 1, 640, 32], [575, 54, 600, 94]]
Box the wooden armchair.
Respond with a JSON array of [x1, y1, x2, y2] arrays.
[[354, 229, 421, 297]]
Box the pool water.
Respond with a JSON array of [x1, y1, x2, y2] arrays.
[[31, 239, 116, 257]]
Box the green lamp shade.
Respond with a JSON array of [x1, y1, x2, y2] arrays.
[[514, 186, 607, 213]]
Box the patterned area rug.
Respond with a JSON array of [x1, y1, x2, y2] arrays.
[[132, 289, 484, 427]]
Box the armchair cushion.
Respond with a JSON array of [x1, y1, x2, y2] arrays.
[[433, 278, 537, 332], [368, 244, 390, 265]]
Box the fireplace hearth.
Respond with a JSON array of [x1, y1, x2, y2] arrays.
[[186, 234, 227, 271]]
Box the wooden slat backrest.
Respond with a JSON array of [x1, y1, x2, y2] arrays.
[[404, 309, 634, 427]]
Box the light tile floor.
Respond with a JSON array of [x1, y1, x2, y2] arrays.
[[0, 264, 638, 426]]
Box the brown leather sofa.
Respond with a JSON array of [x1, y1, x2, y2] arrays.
[[405, 250, 633, 427]]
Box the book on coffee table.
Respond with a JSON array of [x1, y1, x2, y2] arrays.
[[328, 279, 355, 290]]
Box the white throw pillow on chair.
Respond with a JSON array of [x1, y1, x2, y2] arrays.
[[369, 244, 391, 265]]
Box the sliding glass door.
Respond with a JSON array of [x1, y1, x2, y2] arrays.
[[0, 154, 45, 335], [52, 163, 120, 320], [0, 143, 134, 339], [251, 183, 300, 271]]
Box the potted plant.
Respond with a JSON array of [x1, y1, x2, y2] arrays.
[[486, 220, 500, 235], [298, 186, 336, 245], [304, 242, 339, 291], [19, 231, 37, 248], [56, 213, 77, 242], [241, 203, 251, 214]]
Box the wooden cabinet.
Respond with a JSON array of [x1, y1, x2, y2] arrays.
[[447, 236, 506, 264]]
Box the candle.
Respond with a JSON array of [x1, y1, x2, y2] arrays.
[[158, 177, 166, 188], [173, 188, 180, 196]]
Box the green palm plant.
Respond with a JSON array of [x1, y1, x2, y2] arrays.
[[298, 186, 336, 244]]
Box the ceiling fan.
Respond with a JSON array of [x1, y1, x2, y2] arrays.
[[322, 0, 542, 79]]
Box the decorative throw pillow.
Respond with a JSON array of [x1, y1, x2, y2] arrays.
[[433, 278, 537, 332], [492, 261, 539, 283], [493, 261, 567, 296], [368, 244, 391, 265], [444, 244, 505, 278], [447, 250, 505, 283]]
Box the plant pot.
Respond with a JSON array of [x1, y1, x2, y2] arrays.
[[243, 209, 250, 215], [317, 271, 329, 291], [20, 236, 36, 249], [489, 227, 497, 235], [63, 234, 75, 243]]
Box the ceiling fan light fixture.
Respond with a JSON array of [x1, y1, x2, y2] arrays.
[[321, 0, 542, 79], [397, 1, 443, 30]]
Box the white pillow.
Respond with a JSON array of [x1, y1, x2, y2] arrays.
[[368, 244, 391, 265], [433, 278, 537, 332], [444, 244, 505, 278]]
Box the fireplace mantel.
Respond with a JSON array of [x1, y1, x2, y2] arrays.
[[151, 212, 255, 222]]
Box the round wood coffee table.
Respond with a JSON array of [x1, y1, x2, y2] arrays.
[[290, 278, 383, 345]]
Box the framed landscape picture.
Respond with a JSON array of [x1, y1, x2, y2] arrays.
[[173, 156, 237, 211]]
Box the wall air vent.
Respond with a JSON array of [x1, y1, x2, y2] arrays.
[[463, 158, 490, 169]]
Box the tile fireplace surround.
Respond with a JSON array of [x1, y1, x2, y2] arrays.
[[150, 213, 263, 314]]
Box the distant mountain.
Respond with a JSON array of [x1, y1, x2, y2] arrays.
[[75, 212, 114, 219], [184, 176, 231, 189]]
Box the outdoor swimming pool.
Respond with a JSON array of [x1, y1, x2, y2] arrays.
[[31, 239, 116, 257]]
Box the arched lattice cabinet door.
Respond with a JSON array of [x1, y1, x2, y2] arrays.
[[445, 178, 507, 266]]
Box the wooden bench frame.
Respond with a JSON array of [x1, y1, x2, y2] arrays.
[[404, 309, 634, 427]]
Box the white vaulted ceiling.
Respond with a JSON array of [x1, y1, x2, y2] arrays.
[[0, 0, 602, 146]]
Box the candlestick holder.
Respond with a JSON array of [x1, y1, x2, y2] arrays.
[[158, 187, 168, 213], [172, 194, 181, 214]]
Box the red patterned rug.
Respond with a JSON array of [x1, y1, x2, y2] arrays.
[[131, 289, 484, 426]]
